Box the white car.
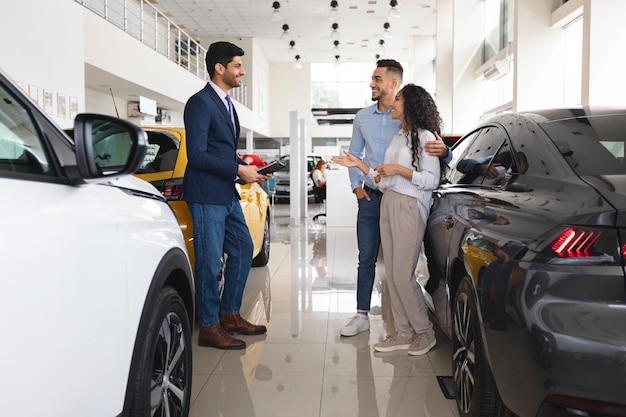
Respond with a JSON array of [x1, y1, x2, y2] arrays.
[[0, 68, 194, 417]]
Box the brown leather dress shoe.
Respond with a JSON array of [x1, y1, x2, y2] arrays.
[[198, 324, 246, 349], [220, 313, 267, 335]]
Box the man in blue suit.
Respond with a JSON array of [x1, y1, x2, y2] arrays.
[[184, 41, 269, 349]]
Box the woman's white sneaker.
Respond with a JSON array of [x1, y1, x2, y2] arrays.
[[340, 314, 370, 337]]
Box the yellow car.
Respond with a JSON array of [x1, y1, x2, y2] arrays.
[[134, 126, 271, 268]]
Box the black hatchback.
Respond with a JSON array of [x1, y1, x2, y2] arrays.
[[426, 107, 626, 417]]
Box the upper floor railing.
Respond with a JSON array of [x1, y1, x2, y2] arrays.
[[74, 0, 250, 106]]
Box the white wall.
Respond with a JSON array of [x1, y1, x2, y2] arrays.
[[582, 0, 626, 106], [269, 62, 353, 140], [1, 0, 85, 129], [451, 0, 484, 132], [85, 88, 128, 119], [83, 10, 205, 111], [513, 0, 564, 111]]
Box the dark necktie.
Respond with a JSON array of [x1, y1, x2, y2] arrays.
[[225, 95, 236, 134]]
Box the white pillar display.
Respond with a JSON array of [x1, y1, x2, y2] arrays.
[[299, 117, 308, 220], [325, 168, 358, 227], [289, 111, 301, 225], [245, 129, 253, 154]]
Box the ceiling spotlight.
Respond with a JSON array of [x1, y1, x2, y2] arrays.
[[271, 1, 282, 22], [329, 0, 339, 21], [288, 40, 296, 53], [334, 54, 341, 67], [330, 22, 339, 39], [293, 54, 302, 69], [383, 22, 392, 39], [388, 0, 400, 19], [281, 23, 290, 39], [375, 54, 381, 60], [332, 40, 340, 54], [378, 39, 386, 54]]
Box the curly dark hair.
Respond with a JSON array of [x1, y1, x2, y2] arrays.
[[399, 84, 443, 171]]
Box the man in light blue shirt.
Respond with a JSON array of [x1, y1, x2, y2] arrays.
[[340, 59, 451, 337]]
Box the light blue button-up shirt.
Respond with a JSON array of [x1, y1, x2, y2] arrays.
[[348, 103, 401, 191]]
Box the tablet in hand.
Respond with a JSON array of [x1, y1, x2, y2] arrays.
[[257, 161, 286, 175]]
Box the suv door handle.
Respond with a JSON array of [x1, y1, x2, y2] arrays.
[[442, 215, 455, 229]]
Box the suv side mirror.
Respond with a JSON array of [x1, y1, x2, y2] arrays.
[[73, 113, 147, 178]]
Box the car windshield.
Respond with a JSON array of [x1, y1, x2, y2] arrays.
[[541, 114, 626, 176]]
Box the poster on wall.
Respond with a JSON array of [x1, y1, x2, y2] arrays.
[[69, 96, 78, 119], [43, 89, 53, 115], [57, 93, 66, 118], [28, 85, 38, 104]]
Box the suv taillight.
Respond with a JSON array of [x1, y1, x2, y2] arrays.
[[551, 228, 601, 258], [150, 178, 184, 201], [536, 226, 619, 265]]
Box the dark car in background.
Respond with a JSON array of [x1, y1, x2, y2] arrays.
[[426, 107, 626, 417], [273, 154, 323, 202]]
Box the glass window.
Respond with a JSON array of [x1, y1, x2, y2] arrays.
[[0, 83, 55, 176], [540, 114, 626, 176], [448, 126, 508, 184], [311, 62, 408, 108], [483, 0, 512, 63]]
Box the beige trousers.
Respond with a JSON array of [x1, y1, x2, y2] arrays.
[[379, 189, 433, 337]]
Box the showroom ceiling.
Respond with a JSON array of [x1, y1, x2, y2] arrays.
[[148, 0, 437, 64]]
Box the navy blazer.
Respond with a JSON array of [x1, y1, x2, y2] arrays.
[[183, 83, 244, 205]]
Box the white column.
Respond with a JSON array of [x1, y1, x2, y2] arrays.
[[513, 0, 563, 111], [451, 0, 484, 132], [436, 0, 454, 133], [413, 36, 436, 94], [289, 111, 301, 225], [582, 0, 626, 106], [299, 118, 308, 220], [245, 129, 253, 154]]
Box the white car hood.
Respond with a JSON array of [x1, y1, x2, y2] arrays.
[[90, 174, 163, 199]]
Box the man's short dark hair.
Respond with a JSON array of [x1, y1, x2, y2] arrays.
[[376, 59, 403, 83], [206, 41, 245, 79]]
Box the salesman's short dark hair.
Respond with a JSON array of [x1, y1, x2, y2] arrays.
[[206, 41, 245, 79]]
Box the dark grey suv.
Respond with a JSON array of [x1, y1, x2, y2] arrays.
[[426, 107, 626, 417]]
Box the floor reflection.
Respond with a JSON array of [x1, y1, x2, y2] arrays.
[[189, 202, 458, 417]]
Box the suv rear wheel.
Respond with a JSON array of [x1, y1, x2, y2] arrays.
[[452, 276, 501, 417]]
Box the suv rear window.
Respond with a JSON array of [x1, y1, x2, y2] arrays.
[[541, 114, 626, 176]]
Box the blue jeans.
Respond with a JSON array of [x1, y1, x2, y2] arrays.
[[356, 193, 382, 311], [189, 196, 253, 326]]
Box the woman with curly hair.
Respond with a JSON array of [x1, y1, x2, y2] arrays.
[[333, 84, 442, 355]]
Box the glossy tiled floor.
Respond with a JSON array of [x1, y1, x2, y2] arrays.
[[189, 203, 459, 417]]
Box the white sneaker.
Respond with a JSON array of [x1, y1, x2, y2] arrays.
[[340, 314, 370, 337], [373, 332, 413, 352], [408, 332, 436, 356]]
